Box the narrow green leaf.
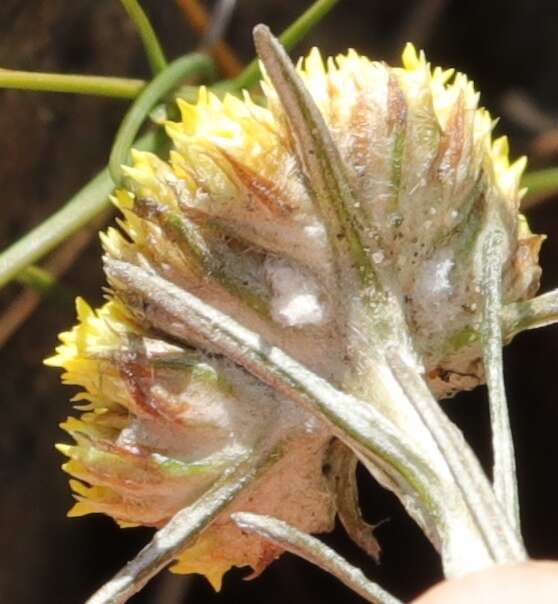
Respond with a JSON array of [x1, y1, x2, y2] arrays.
[[521, 167, 558, 203], [16, 265, 74, 302], [386, 349, 526, 563], [0, 1, 339, 289]]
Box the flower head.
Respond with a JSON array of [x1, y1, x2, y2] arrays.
[[48, 42, 542, 588]]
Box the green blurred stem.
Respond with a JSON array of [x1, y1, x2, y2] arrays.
[[119, 0, 167, 74], [522, 168, 558, 199], [109, 53, 213, 184], [16, 265, 74, 301], [0, 130, 160, 290], [0, 70, 145, 98], [0, 0, 338, 289], [231, 0, 340, 91]]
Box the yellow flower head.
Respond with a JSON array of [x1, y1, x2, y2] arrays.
[[48, 43, 542, 588]]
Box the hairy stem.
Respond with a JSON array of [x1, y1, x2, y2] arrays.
[[86, 455, 260, 604], [481, 230, 520, 533], [503, 288, 558, 337], [232, 513, 402, 604], [386, 350, 525, 563]]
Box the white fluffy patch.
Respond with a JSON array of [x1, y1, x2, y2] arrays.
[[414, 250, 454, 298], [264, 257, 326, 328], [412, 248, 458, 326]]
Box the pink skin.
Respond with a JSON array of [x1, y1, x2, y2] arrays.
[[411, 562, 558, 604]]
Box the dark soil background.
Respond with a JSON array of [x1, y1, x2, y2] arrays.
[[2, 1, 558, 603]]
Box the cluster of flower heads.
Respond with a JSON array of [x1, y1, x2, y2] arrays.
[[48, 43, 542, 588]]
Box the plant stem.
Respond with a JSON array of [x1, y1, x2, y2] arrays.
[[232, 513, 402, 604], [521, 167, 558, 205], [386, 351, 525, 563], [16, 265, 73, 300], [109, 53, 213, 184], [0, 70, 144, 98], [119, 0, 167, 75], [86, 456, 259, 604], [503, 288, 558, 337], [481, 230, 520, 533], [0, 131, 159, 289], [232, 0, 340, 91], [0, 217, 106, 349], [0, 0, 339, 288]]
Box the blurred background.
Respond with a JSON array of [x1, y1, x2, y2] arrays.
[[2, 1, 558, 602]]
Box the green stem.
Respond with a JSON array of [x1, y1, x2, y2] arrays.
[[232, 0, 340, 91], [16, 265, 74, 301], [0, 131, 160, 289], [521, 168, 558, 200], [109, 53, 213, 184], [119, 0, 167, 75], [0, 0, 337, 289], [0, 70, 144, 98]]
